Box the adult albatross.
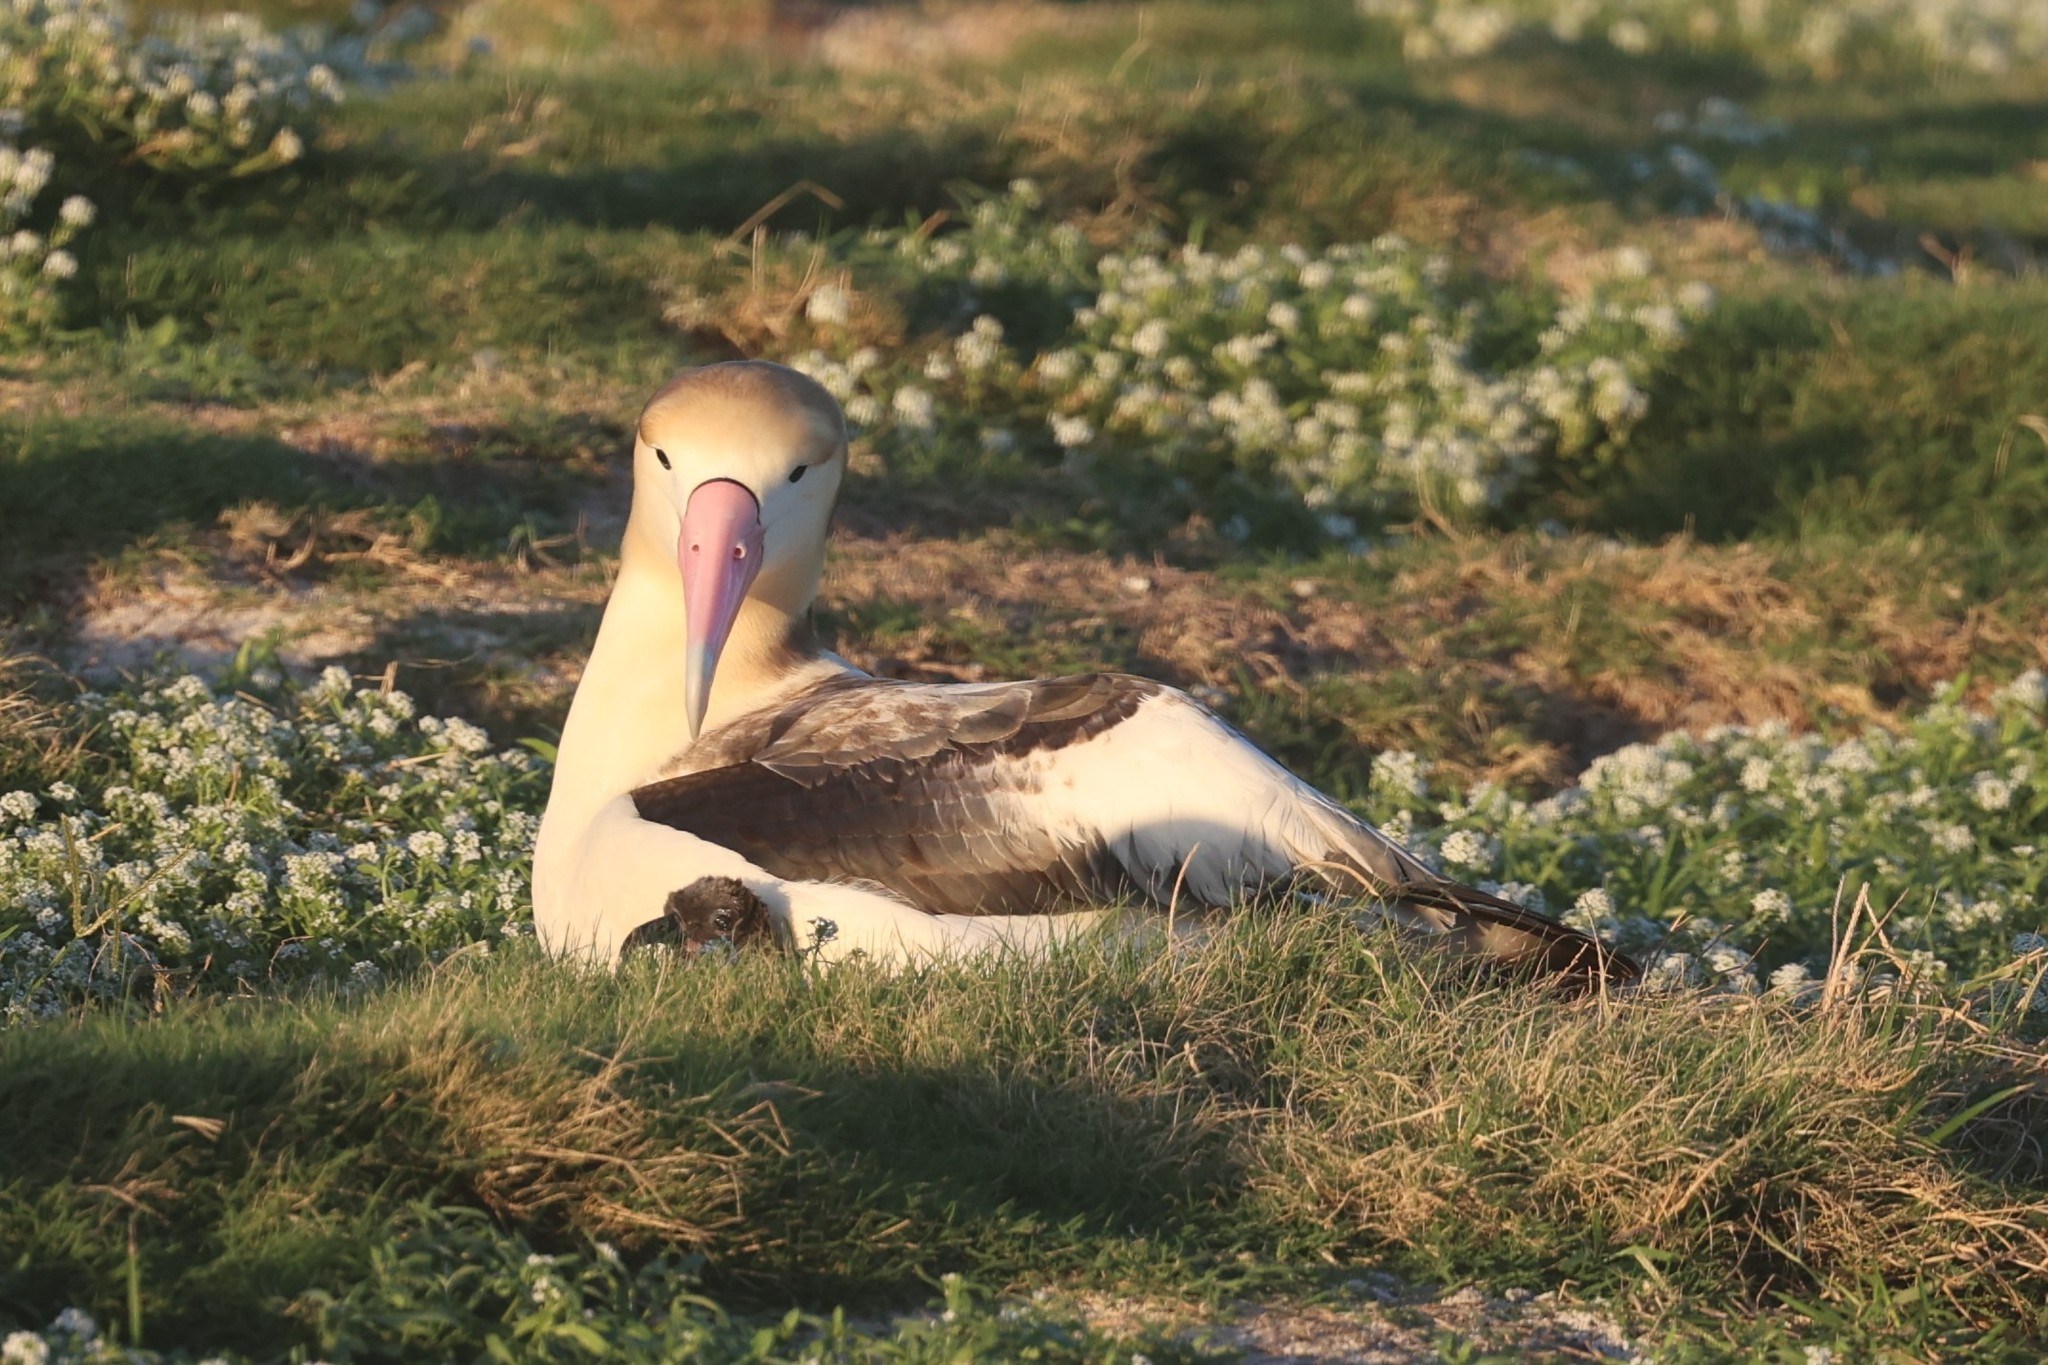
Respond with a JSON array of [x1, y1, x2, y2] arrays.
[[532, 360, 1635, 984]]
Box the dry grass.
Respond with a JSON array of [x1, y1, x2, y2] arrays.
[[447, 0, 1118, 69], [0, 651, 84, 790], [336, 999, 773, 1248], [1261, 977, 2048, 1320], [5, 906, 2045, 1347], [814, 527, 2048, 787]]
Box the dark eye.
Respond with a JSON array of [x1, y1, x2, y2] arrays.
[[788, 464, 808, 483], [653, 447, 671, 470]]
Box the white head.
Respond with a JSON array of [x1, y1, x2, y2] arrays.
[[625, 361, 847, 738]]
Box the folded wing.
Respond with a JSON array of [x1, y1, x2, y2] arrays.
[[631, 673, 1160, 916], [630, 671, 1636, 982]]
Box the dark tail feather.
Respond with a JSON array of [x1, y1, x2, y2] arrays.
[[1385, 879, 1641, 988]]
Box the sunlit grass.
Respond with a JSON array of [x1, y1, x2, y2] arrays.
[[5, 0, 2048, 1356], [1, 929, 2042, 1357]]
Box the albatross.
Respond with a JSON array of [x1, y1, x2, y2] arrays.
[[532, 360, 1636, 984]]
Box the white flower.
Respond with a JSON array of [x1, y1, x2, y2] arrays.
[[1217, 332, 1275, 367], [1943, 897, 2003, 933], [1971, 771, 2013, 811], [2, 1331, 50, 1365], [1037, 350, 1082, 383], [47, 1310, 96, 1343], [1438, 828, 1495, 872], [1370, 750, 1428, 798], [1704, 945, 1757, 990], [1998, 669, 2048, 711], [40, 250, 78, 280], [407, 830, 448, 860], [804, 283, 851, 327], [1609, 18, 1653, 54], [1610, 245, 1654, 279], [955, 321, 1003, 371], [1049, 413, 1095, 448], [1767, 962, 1814, 996], [1130, 318, 1172, 359], [268, 126, 304, 162], [308, 63, 345, 102], [1750, 888, 1792, 923], [1568, 887, 1615, 929], [1928, 822, 1975, 854], [890, 385, 938, 431], [311, 665, 353, 701], [441, 717, 491, 753], [1490, 881, 1546, 912], [1644, 951, 1696, 991], [57, 196, 95, 229]]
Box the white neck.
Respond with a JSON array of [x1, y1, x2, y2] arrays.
[[546, 530, 825, 825]]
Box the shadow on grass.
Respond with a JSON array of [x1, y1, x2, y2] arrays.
[[0, 417, 330, 603], [0, 413, 617, 608], [1789, 97, 2048, 181], [0, 957, 1248, 1354], [6, 930, 2045, 1356]]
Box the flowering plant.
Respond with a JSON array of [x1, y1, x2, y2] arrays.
[[1370, 670, 2048, 992], [0, 138, 90, 337], [0, 0, 345, 179], [784, 183, 1711, 537], [0, 668, 544, 1023], [4, 665, 2043, 1023], [0, 0, 359, 336], [1356, 0, 2048, 78]]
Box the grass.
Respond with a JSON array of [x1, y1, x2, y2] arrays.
[[4, 0, 2048, 1356], [1576, 283, 2048, 545], [0, 416, 330, 602], [3, 928, 2043, 1358], [0, 409, 608, 607]]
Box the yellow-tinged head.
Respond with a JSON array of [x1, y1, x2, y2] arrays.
[[627, 361, 847, 738]]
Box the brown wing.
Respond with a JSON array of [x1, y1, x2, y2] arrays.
[[630, 673, 1162, 916]]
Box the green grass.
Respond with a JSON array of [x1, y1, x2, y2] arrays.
[[1566, 282, 2048, 546], [7, 0, 2048, 1357], [33, 41, 2040, 544], [3, 932, 2043, 1358], [0, 409, 608, 605], [0, 416, 329, 601]]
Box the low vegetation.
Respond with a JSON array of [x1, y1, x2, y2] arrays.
[[2, 0, 2046, 1358], [3, 918, 2045, 1360]]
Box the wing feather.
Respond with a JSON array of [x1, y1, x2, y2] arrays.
[[631, 671, 1638, 983], [632, 674, 1159, 915]]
